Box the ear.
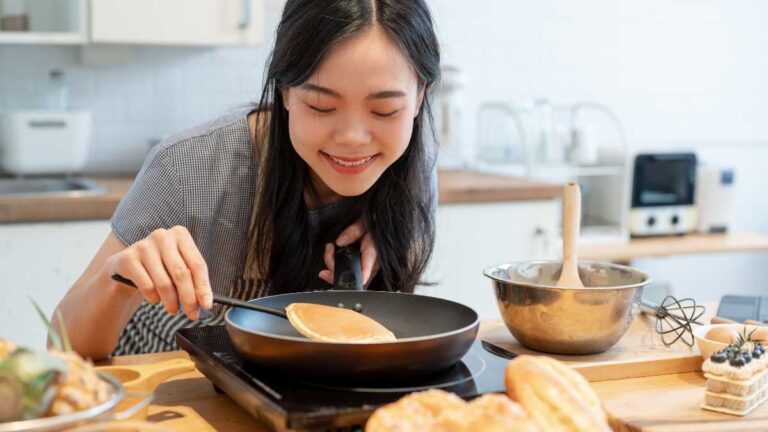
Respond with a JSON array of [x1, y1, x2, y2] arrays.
[[281, 87, 291, 111], [414, 87, 425, 118]]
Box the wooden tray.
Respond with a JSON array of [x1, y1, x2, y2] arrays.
[[479, 314, 704, 382], [594, 372, 768, 431]]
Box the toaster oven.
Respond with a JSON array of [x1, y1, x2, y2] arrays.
[[630, 153, 697, 237]]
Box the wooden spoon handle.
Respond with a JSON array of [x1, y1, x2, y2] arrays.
[[558, 182, 584, 287]]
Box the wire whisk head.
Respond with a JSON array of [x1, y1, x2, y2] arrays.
[[651, 295, 706, 347]]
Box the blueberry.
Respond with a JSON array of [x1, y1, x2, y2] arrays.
[[743, 354, 752, 364], [730, 357, 747, 368], [710, 352, 727, 363], [753, 350, 763, 359]]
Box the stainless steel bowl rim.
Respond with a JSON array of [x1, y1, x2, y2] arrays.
[[0, 372, 125, 432], [225, 290, 480, 345], [483, 260, 652, 291]]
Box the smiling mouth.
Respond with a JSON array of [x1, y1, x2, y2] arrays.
[[323, 152, 377, 167]]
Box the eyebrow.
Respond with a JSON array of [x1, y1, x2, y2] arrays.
[[300, 83, 406, 100]]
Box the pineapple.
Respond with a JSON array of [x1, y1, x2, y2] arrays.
[[0, 301, 113, 422], [45, 350, 110, 415], [0, 348, 65, 421]]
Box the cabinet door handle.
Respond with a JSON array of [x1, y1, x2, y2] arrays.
[[239, 0, 252, 29]]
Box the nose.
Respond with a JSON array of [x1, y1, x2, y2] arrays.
[[333, 111, 371, 147]]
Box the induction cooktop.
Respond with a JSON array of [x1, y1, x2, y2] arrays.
[[176, 326, 509, 432]]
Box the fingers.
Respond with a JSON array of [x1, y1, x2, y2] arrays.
[[318, 269, 333, 285], [111, 226, 210, 321], [336, 219, 365, 246], [320, 221, 381, 287], [177, 230, 213, 310], [155, 227, 200, 320], [139, 235, 179, 316], [360, 232, 379, 285], [323, 243, 335, 272], [318, 243, 335, 285], [119, 249, 158, 304]]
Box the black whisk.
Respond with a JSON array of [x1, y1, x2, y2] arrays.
[[640, 295, 706, 347]]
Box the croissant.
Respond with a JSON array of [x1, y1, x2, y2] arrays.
[[505, 355, 611, 432]]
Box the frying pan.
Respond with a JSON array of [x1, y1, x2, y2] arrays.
[[225, 246, 479, 380]]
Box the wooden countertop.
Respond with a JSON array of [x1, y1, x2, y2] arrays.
[[99, 317, 767, 431], [580, 232, 768, 262], [437, 170, 562, 204], [0, 177, 132, 223], [0, 171, 561, 223]]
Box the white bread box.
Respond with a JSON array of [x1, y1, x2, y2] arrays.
[[0, 110, 92, 175]]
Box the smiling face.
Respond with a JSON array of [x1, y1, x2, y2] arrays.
[[282, 25, 423, 204]]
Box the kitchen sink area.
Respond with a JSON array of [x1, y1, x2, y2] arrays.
[[0, 177, 106, 198]]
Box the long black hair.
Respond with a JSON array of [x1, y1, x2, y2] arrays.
[[245, 0, 440, 294]]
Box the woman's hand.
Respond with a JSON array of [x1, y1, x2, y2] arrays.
[[319, 219, 380, 288], [106, 226, 213, 320]]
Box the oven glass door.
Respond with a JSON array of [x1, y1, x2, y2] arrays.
[[632, 154, 696, 207]]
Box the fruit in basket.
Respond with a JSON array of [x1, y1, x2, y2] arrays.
[[0, 301, 112, 422], [0, 347, 66, 421], [45, 349, 110, 415]]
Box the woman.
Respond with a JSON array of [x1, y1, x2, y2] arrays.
[[53, 0, 440, 360]]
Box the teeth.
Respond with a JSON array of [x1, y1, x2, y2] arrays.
[[329, 155, 372, 167]]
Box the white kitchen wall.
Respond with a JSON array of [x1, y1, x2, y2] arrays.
[[0, 0, 766, 303]]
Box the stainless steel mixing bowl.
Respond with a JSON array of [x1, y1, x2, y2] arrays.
[[483, 261, 651, 354]]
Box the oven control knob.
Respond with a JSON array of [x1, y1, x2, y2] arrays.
[[671, 215, 680, 225], [647, 216, 657, 226]]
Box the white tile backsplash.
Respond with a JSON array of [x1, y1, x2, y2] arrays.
[[0, 0, 766, 172], [0, 44, 267, 173], [0, 0, 765, 306]]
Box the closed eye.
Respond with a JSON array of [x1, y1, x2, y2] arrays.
[[308, 104, 335, 114], [373, 110, 401, 118]]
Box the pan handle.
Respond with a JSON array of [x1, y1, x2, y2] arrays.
[[334, 244, 363, 291]]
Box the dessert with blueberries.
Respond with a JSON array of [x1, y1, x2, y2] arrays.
[[701, 327, 768, 416]]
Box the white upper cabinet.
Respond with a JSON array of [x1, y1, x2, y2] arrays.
[[90, 0, 263, 46], [0, 0, 263, 46], [0, 0, 87, 44]]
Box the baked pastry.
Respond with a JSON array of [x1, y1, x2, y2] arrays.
[[366, 355, 610, 431], [505, 355, 611, 432], [458, 393, 539, 432], [701, 340, 767, 415], [365, 389, 539, 432]]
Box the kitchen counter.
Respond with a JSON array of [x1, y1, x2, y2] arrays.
[[0, 177, 132, 223], [98, 317, 768, 431], [580, 232, 768, 262], [436, 169, 561, 203], [0, 171, 561, 223]]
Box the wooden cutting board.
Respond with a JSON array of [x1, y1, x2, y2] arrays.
[[478, 313, 704, 382], [593, 372, 768, 431]]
